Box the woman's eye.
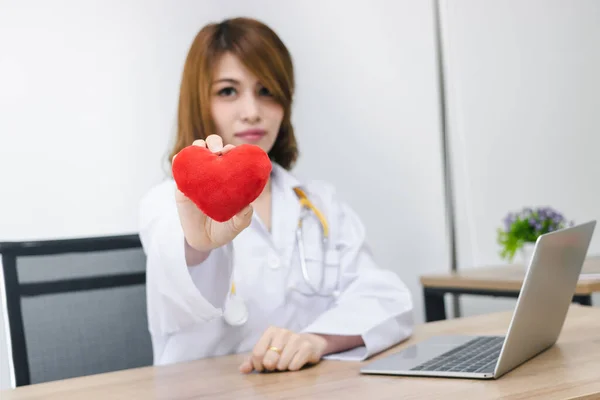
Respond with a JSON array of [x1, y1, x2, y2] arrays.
[[217, 87, 237, 97], [258, 87, 273, 97]]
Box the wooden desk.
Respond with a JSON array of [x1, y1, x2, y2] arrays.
[[2, 305, 599, 400], [420, 256, 600, 322]]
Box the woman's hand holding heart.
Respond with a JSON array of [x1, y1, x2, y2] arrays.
[[172, 135, 271, 261]]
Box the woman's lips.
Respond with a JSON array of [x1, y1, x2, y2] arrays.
[[234, 129, 266, 141]]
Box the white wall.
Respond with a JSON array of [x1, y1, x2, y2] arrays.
[[0, 0, 214, 242], [0, 0, 448, 389], [219, 0, 449, 324], [441, 0, 600, 316]]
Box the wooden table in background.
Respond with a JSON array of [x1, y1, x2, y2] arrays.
[[420, 256, 600, 322], [2, 305, 600, 400]]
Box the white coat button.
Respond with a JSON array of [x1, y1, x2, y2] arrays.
[[267, 252, 280, 269]]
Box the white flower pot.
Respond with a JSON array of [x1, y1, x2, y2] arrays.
[[520, 242, 536, 268]]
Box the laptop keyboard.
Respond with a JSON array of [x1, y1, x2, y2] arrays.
[[410, 336, 504, 374]]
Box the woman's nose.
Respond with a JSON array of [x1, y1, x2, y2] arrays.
[[239, 93, 260, 123]]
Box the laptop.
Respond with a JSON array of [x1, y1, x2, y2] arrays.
[[360, 220, 596, 380]]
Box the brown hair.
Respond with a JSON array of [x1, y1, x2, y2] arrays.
[[169, 17, 298, 170]]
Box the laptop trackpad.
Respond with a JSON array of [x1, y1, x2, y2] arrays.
[[362, 335, 479, 372]]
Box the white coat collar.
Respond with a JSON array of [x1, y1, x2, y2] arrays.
[[271, 162, 302, 192]]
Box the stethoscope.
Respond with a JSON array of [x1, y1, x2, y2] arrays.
[[223, 187, 339, 326]]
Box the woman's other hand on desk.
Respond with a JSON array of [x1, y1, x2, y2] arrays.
[[239, 327, 328, 373], [174, 135, 253, 262]]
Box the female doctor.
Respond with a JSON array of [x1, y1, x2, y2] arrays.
[[139, 17, 414, 374]]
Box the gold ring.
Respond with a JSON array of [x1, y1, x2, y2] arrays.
[[268, 346, 282, 355]]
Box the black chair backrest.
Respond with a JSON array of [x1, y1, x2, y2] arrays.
[[1, 234, 152, 387]]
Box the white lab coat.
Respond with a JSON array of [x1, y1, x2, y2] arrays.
[[139, 163, 414, 366]]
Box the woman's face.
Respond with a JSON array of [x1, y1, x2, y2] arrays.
[[210, 52, 283, 153]]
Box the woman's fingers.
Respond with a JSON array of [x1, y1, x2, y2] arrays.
[[240, 327, 324, 374], [250, 326, 275, 372], [221, 144, 235, 154], [277, 334, 301, 371], [288, 341, 314, 371], [190, 137, 233, 154], [230, 205, 253, 233], [192, 139, 206, 148], [262, 329, 291, 371], [239, 358, 253, 374], [205, 134, 223, 153]]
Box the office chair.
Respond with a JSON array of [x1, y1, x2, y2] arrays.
[[0, 234, 152, 387]]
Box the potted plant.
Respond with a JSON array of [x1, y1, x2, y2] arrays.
[[497, 206, 573, 264]]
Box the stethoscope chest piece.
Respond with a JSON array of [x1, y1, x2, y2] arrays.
[[223, 292, 248, 326]]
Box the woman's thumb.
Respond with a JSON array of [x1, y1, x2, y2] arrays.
[[230, 205, 253, 232]]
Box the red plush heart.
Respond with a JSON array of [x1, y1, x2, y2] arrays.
[[172, 144, 272, 222]]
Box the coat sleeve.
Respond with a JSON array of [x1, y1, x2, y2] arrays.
[[139, 181, 233, 336], [301, 188, 415, 361]]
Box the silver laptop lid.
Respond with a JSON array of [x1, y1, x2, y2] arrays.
[[494, 220, 596, 378]]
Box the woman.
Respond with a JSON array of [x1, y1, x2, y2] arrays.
[[139, 17, 414, 374]]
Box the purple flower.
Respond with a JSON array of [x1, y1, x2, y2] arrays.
[[538, 208, 547, 219], [529, 217, 537, 226], [535, 223, 543, 231], [503, 213, 515, 231]]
